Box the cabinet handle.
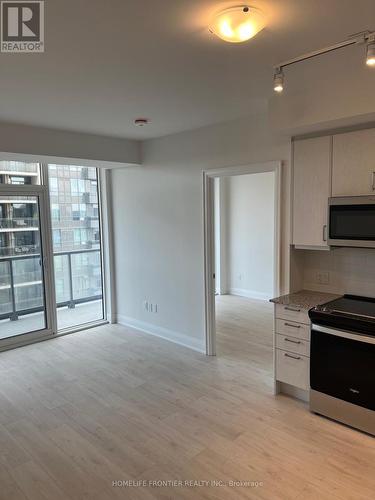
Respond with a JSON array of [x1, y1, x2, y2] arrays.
[[372, 172, 375, 191], [284, 306, 301, 312], [323, 224, 327, 242], [284, 322, 301, 329], [284, 338, 302, 344], [284, 353, 301, 360]]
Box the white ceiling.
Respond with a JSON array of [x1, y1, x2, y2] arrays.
[[0, 0, 374, 139]]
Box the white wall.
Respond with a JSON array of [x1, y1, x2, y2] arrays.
[[226, 172, 275, 300], [214, 177, 228, 295], [111, 111, 291, 352]]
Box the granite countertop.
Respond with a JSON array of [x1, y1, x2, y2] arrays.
[[270, 290, 342, 310]]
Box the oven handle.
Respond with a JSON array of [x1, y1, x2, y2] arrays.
[[312, 324, 375, 345]]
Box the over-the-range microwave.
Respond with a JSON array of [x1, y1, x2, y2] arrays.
[[328, 196, 375, 248]]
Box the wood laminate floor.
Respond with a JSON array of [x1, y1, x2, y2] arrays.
[[0, 295, 373, 499]]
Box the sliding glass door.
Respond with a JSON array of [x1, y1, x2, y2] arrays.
[[0, 186, 54, 345], [0, 160, 106, 349]]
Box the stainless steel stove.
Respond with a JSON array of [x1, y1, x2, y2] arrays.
[[309, 295, 375, 435]]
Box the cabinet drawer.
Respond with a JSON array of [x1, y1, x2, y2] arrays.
[[276, 334, 310, 357], [275, 319, 310, 340], [275, 304, 310, 325], [276, 349, 310, 390]]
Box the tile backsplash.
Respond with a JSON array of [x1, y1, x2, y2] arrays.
[[299, 247, 375, 297]]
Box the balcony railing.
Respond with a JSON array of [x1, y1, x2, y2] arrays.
[[0, 218, 39, 230], [0, 249, 102, 321]]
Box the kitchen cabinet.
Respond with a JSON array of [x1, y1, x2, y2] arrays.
[[274, 303, 310, 394], [292, 136, 332, 248], [332, 128, 375, 196]]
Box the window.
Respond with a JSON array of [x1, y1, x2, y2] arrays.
[[48, 164, 104, 330], [0, 161, 40, 185], [72, 204, 80, 221], [49, 178, 58, 194], [0, 162, 106, 342], [53, 230, 61, 247], [51, 204, 60, 221]]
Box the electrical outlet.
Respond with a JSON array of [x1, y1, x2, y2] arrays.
[[316, 271, 330, 285]]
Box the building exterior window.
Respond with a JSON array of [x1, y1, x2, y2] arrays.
[[0, 161, 40, 185]]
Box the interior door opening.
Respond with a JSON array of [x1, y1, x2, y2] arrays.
[[213, 172, 276, 357], [204, 162, 281, 356]]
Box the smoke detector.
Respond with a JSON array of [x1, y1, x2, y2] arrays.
[[134, 118, 150, 127]]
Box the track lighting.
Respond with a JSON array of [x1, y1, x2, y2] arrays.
[[273, 70, 284, 93], [366, 41, 375, 66], [273, 30, 375, 93]]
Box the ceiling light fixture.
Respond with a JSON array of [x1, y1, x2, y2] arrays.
[[273, 69, 284, 93], [210, 5, 266, 43], [273, 30, 375, 93], [366, 40, 375, 66]]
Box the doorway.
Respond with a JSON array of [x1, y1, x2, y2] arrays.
[[203, 161, 281, 356], [0, 160, 106, 351]]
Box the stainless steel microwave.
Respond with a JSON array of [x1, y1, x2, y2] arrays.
[[328, 196, 375, 248]]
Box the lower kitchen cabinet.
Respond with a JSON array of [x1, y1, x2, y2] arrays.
[[274, 303, 311, 399]]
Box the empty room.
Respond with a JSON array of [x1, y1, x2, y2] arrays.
[[0, 1, 374, 499]]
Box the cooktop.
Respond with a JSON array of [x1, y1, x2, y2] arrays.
[[309, 294, 375, 335], [316, 294, 375, 319]]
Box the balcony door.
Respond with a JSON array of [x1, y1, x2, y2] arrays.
[[0, 161, 106, 349], [0, 185, 55, 347]]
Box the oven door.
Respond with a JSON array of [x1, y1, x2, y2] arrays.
[[310, 324, 375, 411], [328, 197, 375, 248]]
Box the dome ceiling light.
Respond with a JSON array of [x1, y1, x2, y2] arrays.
[[273, 30, 375, 93], [209, 5, 266, 43]]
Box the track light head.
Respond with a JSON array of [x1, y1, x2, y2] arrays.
[[366, 41, 375, 66], [273, 70, 284, 93]]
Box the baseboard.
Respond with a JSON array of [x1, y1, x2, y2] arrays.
[[228, 288, 270, 301], [116, 314, 206, 354]]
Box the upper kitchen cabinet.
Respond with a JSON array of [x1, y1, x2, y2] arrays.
[[332, 128, 375, 196], [293, 136, 332, 248]]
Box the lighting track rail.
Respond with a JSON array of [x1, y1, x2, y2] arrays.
[[273, 30, 375, 92]]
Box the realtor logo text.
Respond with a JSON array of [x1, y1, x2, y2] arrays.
[[1, 1, 44, 52]]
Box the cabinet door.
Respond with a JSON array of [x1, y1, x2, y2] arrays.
[[332, 128, 375, 196], [293, 136, 331, 247]]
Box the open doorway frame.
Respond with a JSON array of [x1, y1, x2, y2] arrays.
[[203, 161, 282, 356]]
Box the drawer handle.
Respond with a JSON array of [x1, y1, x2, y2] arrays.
[[284, 322, 301, 329], [284, 306, 301, 313], [284, 338, 301, 345], [284, 353, 301, 360]]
